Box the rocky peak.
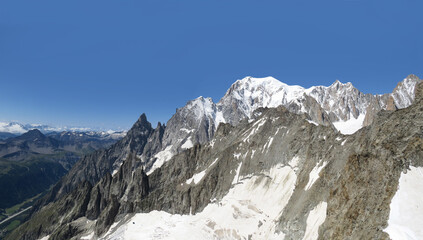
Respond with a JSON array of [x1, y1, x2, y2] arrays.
[[406, 74, 420, 81], [329, 79, 354, 89], [391, 74, 422, 109], [17, 129, 46, 141], [127, 114, 152, 135], [184, 96, 216, 121]]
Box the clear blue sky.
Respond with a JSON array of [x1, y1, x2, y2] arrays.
[[1, 0, 422, 130]]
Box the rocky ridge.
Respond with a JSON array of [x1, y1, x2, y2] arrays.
[[146, 74, 421, 174], [6, 77, 423, 240]]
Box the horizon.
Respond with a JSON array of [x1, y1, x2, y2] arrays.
[[1, 1, 422, 129], [0, 74, 419, 132]]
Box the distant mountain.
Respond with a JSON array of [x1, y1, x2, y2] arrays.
[[0, 128, 125, 214], [0, 121, 125, 136], [46, 131, 126, 154], [0, 132, 17, 140]]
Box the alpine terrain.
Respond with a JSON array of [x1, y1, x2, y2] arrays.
[[5, 74, 423, 240], [0, 129, 125, 237]]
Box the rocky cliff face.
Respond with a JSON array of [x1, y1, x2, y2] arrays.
[[38, 114, 155, 205], [7, 75, 423, 240]]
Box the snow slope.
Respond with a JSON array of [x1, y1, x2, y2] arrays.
[[384, 166, 423, 240], [332, 114, 366, 135], [103, 163, 297, 240], [302, 202, 327, 240]]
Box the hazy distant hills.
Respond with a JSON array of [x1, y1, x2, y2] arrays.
[[0, 129, 125, 210], [0, 121, 126, 140]]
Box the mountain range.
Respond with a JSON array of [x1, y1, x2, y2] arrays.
[[0, 129, 125, 236], [0, 122, 126, 140], [5, 74, 423, 240]]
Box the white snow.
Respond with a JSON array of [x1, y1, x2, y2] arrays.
[[306, 119, 318, 126], [332, 114, 365, 135], [112, 161, 123, 177], [209, 139, 216, 148], [186, 170, 207, 185], [289, 156, 300, 169], [267, 137, 274, 148], [302, 201, 327, 240], [80, 232, 95, 240], [384, 166, 423, 240], [38, 236, 50, 240], [232, 162, 243, 184], [181, 137, 194, 149], [180, 128, 194, 133], [210, 158, 219, 166], [305, 161, 328, 190], [217, 76, 312, 120], [147, 145, 174, 175], [262, 136, 274, 152], [214, 111, 226, 125], [105, 164, 297, 240], [251, 149, 256, 159], [186, 158, 219, 185], [341, 139, 347, 146]]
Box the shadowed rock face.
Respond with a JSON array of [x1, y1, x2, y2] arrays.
[[35, 114, 154, 206], [8, 81, 423, 240]]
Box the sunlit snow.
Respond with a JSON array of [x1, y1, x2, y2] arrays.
[[384, 166, 423, 240], [305, 161, 327, 190], [181, 137, 193, 149], [302, 201, 327, 240], [185, 170, 206, 185], [332, 114, 365, 135], [104, 164, 297, 240], [147, 145, 174, 175], [185, 158, 219, 185]]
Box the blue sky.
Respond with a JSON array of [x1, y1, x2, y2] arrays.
[[0, 0, 422, 130]]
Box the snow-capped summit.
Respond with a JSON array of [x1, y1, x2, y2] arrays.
[[216, 76, 309, 125]]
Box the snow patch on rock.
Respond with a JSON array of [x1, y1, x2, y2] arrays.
[[181, 137, 194, 149], [305, 161, 328, 190], [332, 114, 365, 135], [384, 166, 423, 240], [232, 162, 243, 184], [186, 170, 207, 185], [302, 201, 327, 240], [147, 145, 174, 175]]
